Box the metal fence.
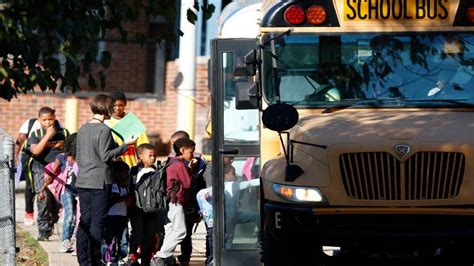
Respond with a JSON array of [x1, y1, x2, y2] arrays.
[[0, 128, 16, 265]]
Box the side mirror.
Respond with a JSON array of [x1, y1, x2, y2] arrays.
[[235, 81, 258, 109], [262, 103, 299, 131], [234, 49, 257, 76]]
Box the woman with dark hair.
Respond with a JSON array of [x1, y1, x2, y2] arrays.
[[75, 94, 136, 265]]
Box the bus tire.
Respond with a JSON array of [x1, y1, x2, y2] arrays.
[[263, 225, 287, 266], [263, 224, 324, 266]]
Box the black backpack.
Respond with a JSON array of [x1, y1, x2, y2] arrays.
[[132, 162, 177, 213], [185, 158, 207, 220], [19, 118, 37, 182]]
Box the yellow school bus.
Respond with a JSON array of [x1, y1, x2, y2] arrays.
[[210, 0, 474, 265]]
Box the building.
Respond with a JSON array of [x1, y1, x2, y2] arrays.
[[0, 0, 229, 154]]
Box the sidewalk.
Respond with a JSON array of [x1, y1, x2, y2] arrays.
[[15, 184, 207, 265]]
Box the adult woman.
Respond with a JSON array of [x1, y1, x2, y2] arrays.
[[75, 94, 136, 265]]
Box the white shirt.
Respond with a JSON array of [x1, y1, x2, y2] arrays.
[[18, 119, 42, 136], [108, 183, 128, 216]]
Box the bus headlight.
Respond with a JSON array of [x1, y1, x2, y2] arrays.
[[272, 184, 326, 203]]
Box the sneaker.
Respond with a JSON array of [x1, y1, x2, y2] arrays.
[[178, 260, 189, 266], [71, 251, 77, 256], [24, 212, 34, 226], [59, 239, 73, 253], [163, 257, 178, 266], [37, 235, 49, 241], [127, 256, 139, 266], [151, 257, 165, 266]]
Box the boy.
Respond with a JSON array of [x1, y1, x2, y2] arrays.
[[129, 143, 161, 266], [167, 131, 206, 266], [27, 107, 69, 240], [102, 160, 132, 265], [153, 138, 196, 266]]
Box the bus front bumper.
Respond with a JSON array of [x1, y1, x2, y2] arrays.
[[264, 202, 474, 247]]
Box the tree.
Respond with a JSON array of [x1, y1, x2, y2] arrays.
[[0, 0, 214, 101]]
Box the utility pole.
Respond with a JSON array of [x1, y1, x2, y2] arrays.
[[177, 0, 197, 138]]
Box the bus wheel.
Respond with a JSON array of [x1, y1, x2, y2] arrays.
[[263, 225, 323, 266], [263, 225, 289, 266]]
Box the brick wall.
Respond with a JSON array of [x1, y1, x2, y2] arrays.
[[0, 59, 210, 156]]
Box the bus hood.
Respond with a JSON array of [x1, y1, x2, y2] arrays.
[[261, 110, 474, 188], [292, 110, 474, 146]]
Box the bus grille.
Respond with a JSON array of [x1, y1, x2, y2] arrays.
[[339, 152, 465, 200]]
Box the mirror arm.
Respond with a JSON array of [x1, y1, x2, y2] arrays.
[[278, 131, 290, 166], [290, 140, 328, 150], [277, 131, 312, 182]]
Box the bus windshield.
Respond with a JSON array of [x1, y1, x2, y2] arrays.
[[262, 32, 474, 108]]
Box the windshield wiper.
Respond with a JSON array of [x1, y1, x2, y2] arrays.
[[327, 98, 474, 109], [321, 98, 401, 112], [399, 99, 474, 107], [401, 99, 474, 107]]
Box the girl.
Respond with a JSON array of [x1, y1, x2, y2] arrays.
[[39, 133, 78, 253]]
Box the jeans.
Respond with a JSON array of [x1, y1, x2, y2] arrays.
[[102, 215, 129, 262], [76, 186, 111, 266], [25, 177, 35, 213], [60, 186, 77, 241], [205, 225, 213, 265], [178, 217, 196, 262], [155, 203, 187, 259], [33, 171, 59, 236], [129, 207, 162, 265]]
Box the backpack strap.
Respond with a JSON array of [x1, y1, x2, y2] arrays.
[[21, 118, 37, 152], [27, 118, 36, 136]]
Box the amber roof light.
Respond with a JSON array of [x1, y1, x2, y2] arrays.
[[306, 5, 327, 25], [467, 6, 474, 23]]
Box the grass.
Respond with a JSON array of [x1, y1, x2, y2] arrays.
[[16, 226, 48, 265]]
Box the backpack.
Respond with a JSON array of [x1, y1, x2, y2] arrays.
[[132, 162, 177, 213], [18, 118, 37, 182], [25, 126, 70, 192], [186, 159, 207, 221]]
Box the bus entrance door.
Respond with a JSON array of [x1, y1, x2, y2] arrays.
[[210, 38, 261, 266]]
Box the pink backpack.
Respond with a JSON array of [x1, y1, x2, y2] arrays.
[[44, 161, 78, 204]]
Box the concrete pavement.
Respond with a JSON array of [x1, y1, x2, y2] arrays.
[[15, 183, 207, 265]]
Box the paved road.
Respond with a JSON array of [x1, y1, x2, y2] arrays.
[[15, 183, 207, 265]]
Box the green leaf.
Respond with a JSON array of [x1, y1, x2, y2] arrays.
[[88, 73, 97, 89], [203, 4, 216, 20], [100, 51, 112, 68], [98, 71, 106, 89], [135, 33, 148, 47], [0, 67, 9, 78], [83, 51, 94, 67], [186, 9, 197, 25], [193, 1, 200, 12]]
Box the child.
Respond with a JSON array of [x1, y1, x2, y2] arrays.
[[28, 107, 69, 241], [102, 160, 132, 265], [153, 138, 196, 266], [39, 133, 78, 252], [129, 143, 162, 266], [222, 164, 260, 248], [196, 187, 213, 266], [196, 163, 260, 265], [105, 91, 150, 168], [167, 130, 207, 266]]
